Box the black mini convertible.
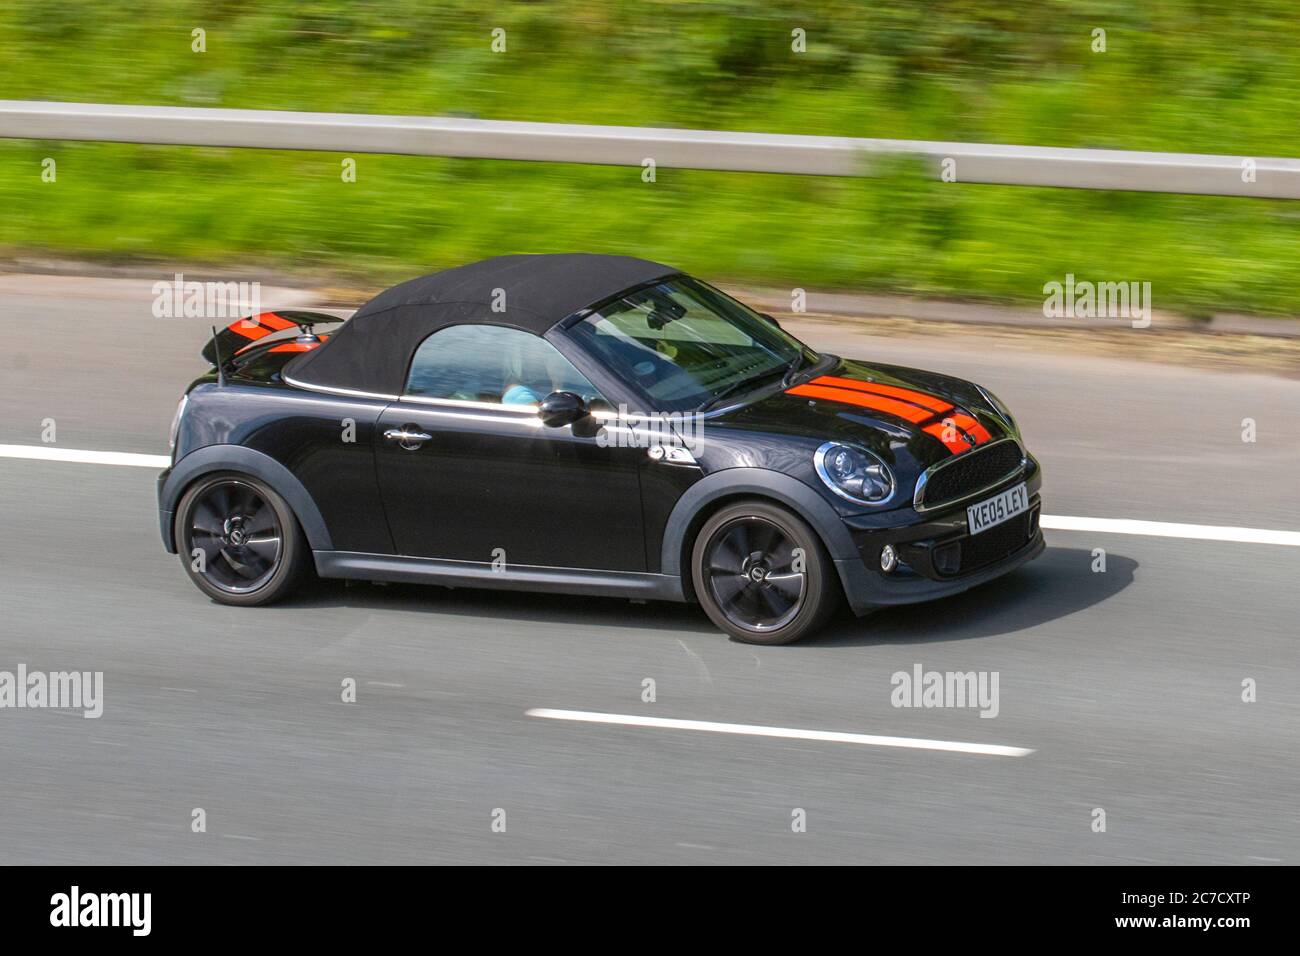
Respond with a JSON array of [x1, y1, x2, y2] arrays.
[[159, 254, 1043, 644]]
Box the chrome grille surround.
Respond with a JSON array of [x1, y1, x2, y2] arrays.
[[913, 437, 1027, 513]]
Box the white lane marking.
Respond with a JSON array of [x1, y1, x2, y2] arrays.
[[0, 444, 170, 468], [1039, 515, 1300, 547], [525, 708, 1033, 757], [1, 442, 1298, 549]]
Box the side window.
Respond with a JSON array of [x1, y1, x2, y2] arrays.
[[405, 325, 602, 407]]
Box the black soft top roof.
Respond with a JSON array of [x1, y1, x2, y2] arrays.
[[286, 253, 676, 396]]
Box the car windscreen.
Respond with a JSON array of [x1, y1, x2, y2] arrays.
[[565, 276, 810, 413]]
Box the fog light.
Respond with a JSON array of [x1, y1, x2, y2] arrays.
[[880, 544, 898, 573]]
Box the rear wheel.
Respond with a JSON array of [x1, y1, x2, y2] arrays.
[[174, 473, 309, 606], [691, 500, 840, 645]]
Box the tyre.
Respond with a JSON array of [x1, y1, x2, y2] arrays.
[[174, 472, 310, 606], [691, 500, 841, 644]]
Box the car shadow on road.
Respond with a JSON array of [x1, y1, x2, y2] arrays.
[[280, 577, 720, 634], [804, 546, 1137, 647], [276, 545, 1133, 644]]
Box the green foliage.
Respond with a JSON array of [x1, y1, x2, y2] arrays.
[[0, 0, 1297, 314]]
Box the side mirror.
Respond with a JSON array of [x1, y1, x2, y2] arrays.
[[760, 312, 782, 329], [539, 390, 588, 427]]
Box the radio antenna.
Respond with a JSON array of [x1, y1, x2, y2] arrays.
[[210, 325, 227, 386]]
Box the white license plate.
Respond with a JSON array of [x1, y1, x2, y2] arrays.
[[966, 482, 1029, 535]]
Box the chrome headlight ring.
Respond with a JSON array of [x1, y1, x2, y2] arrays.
[[813, 441, 896, 506]]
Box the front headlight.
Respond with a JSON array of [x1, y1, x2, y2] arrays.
[[814, 441, 895, 505], [975, 384, 1017, 432]]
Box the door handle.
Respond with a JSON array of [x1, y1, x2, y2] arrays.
[[383, 427, 433, 450]]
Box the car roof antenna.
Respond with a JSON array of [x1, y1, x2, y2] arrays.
[[210, 325, 227, 386]]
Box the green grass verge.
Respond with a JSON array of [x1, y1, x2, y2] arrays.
[[1, 1, 1297, 315]]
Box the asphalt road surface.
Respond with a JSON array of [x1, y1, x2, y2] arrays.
[[1, 274, 1297, 864]]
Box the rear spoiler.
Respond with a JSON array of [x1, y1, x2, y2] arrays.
[[201, 310, 344, 367]]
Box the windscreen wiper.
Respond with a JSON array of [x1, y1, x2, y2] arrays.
[[696, 365, 787, 413], [783, 348, 824, 388], [781, 350, 807, 388]]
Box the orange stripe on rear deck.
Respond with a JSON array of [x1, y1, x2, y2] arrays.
[[256, 312, 297, 331], [229, 322, 272, 340]]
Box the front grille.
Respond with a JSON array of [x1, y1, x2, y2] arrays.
[[916, 439, 1023, 511], [933, 508, 1037, 576]]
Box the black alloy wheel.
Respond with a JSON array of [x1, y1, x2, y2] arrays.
[[704, 516, 805, 631], [175, 473, 308, 606], [692, 500, 840, 644]]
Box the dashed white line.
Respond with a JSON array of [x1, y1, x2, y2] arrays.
[[1039, 514, 1300, 547], [0, 444, 170, 468], [3, 443, 1298, 548], [525, 708, 1034, 757]]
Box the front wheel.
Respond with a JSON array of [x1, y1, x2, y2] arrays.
[[174, 472, 309, 606], [691, 500, 841, 645]]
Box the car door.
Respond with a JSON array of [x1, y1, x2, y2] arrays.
[[374, 324, 646, 571]]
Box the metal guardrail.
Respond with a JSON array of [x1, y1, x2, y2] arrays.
[[1, 100, 1298, 198]]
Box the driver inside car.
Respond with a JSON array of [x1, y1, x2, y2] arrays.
[[502, 346, 582, 406]]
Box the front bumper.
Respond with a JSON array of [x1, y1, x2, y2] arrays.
[[833, 465, 1044, 616]]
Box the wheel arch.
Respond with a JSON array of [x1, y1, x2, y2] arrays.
[[159, 444, 333, 554], [660, 468, 859, 603]]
